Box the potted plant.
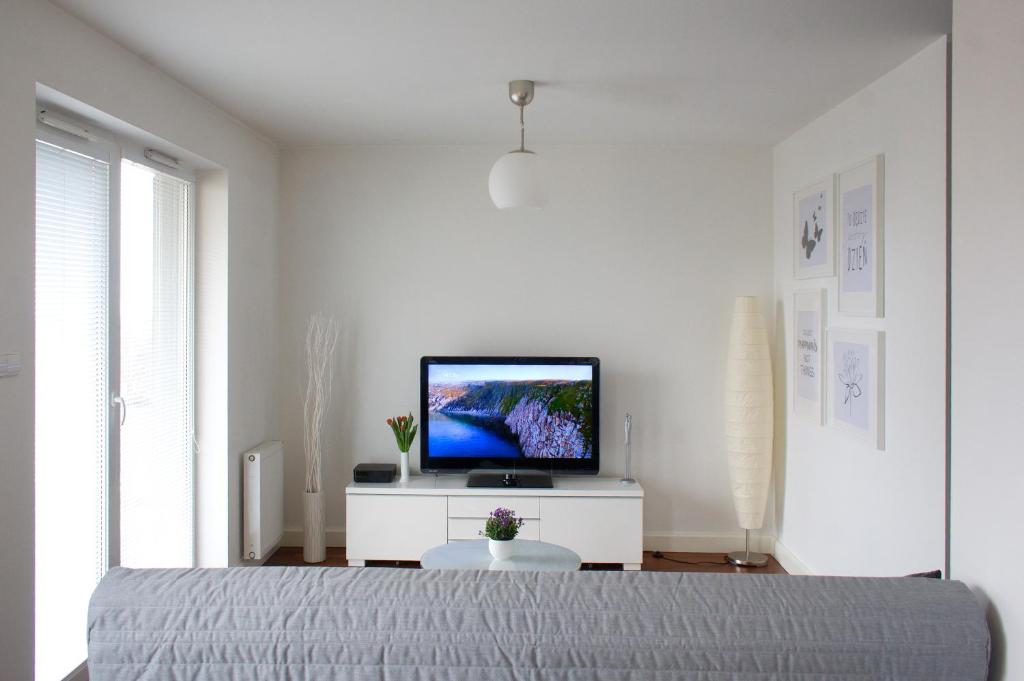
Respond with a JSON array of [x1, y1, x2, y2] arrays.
[[386, 413, 417, 485], [480, 507, 525, 560], [303, 314, 339, 563]]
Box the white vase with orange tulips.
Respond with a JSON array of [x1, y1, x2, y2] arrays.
[[386, 413, 418, 485]]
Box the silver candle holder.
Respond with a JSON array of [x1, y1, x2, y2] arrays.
[[620, 413, 636, 484]]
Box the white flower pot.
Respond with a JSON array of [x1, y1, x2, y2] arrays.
[[303, 491, 326, 563], [488, 538, 515, 561]]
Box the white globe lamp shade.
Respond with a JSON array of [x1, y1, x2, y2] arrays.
[[488, 151, 545, 209]]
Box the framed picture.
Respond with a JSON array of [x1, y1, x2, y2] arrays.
[[793, 177, 835, 279], [793, 289, 826, 424], [827, 328, 885, 450], [837, 155, 884, 316]]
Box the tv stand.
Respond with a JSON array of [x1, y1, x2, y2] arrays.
[[346, 475, 643, 569], [467, 470, 553, 489]]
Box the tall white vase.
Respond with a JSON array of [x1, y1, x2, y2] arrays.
[[399, 450, 410, 485], [724, 296, 774, 531], [303, 491, 326, 563]]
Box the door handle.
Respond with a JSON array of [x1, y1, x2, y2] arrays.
[[112, 395, 127, 426]]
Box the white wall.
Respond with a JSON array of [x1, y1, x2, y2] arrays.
[[195, 168, 231, 567], [950, 1, 1024, 677], [772, 38, 948, 576], [278, 144, 773, 550], [0, 0, 279, 676]]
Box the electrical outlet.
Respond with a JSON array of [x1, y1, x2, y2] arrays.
[[0, 353, 22, 377]]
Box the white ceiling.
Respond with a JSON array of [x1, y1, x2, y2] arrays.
[[51, 0, 950, 148]]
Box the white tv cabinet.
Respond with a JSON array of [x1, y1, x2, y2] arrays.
[[345, 475, 644, 570]]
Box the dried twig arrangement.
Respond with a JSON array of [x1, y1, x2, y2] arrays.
[[303, 314, 339, 494]]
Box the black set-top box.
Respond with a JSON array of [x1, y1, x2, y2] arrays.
[[353, 463, 397, 483]]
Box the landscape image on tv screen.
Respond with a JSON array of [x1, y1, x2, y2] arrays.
[[427, 364, 594, 459]]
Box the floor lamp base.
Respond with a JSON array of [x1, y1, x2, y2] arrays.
[[725, 550, 769, 567], [726, 528, 769, 567]]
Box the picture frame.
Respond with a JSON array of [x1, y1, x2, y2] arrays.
[[793, 177, 835, 279], [827, 328, 885, 450], [793, 289, 826, 424], [837, 155, 884, 316]]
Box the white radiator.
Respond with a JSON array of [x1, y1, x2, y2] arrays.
[[243, 440, 284, 561]]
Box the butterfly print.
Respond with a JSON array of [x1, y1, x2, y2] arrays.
[[800, 194, 826, 261]]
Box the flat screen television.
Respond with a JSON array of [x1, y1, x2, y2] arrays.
[[420, 356, 599, 475]]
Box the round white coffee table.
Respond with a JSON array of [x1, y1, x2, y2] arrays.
[[421, 539, 581, 572]]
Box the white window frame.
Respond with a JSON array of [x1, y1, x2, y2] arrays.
[[35, 107, 198, 680], [118, 149, 198, 568]]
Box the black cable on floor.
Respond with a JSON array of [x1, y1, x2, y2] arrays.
[[650, 550, 730, 566]]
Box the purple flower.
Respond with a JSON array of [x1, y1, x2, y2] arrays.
[[481, 506, 525, 541]]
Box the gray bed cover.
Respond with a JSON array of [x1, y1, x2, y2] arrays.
[[88, 566, 989, 680]]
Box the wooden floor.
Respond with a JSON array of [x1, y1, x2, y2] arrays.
[[265, 546, 787, 574]]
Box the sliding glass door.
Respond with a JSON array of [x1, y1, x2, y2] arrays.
[[35, 127, 195, 681]]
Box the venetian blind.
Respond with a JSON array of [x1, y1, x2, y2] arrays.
[[35, 138, 111, 681], [119, 159, 195, 568]]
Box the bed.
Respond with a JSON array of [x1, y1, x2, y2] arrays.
[[87, 566, 989, 680]]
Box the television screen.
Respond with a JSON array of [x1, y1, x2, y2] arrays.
[[421, 357, 599, 473]]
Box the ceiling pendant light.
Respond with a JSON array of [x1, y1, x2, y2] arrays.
[[489, 80, 545, 209]]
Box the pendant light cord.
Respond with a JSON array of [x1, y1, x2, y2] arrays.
[[519, 105, 525, 151]]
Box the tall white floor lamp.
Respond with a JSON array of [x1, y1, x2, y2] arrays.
[[724, 296, 774, 567]]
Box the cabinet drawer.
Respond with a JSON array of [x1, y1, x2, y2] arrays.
[[448, 496, 540, 519], [346, 495, 447, 561], [448, 517, 540, 541], [540, 497, 643, 564]]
